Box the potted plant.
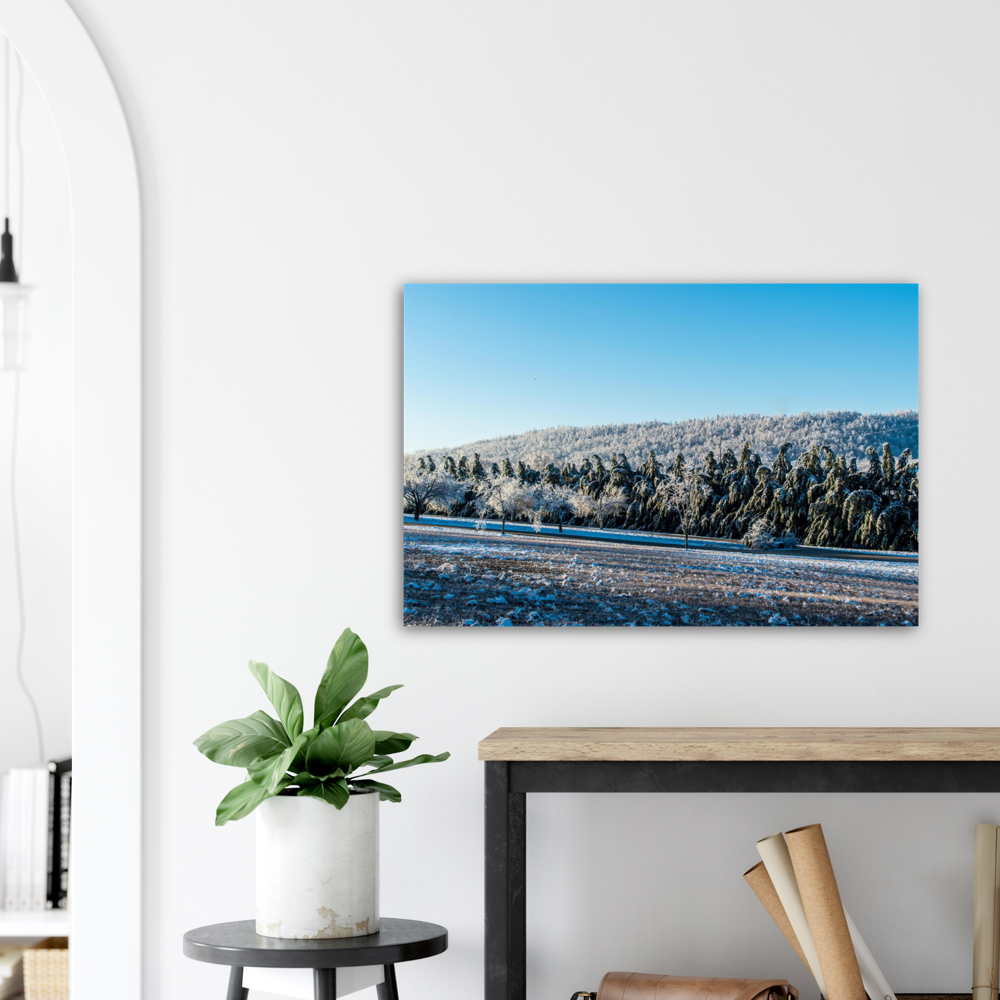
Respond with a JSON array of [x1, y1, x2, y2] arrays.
[[194, 627, 449, 940]]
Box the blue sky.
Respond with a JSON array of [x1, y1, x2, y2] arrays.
[[403, 283, 918, 453]]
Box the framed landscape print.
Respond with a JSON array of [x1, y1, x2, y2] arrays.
[[403, 283, 918, 627]]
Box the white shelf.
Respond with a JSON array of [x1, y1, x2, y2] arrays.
[[0, 909, 70, 937]]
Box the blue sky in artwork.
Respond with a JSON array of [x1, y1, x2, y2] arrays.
[[403, 283, 918, 453]]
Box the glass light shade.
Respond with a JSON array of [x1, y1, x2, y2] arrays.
[[0, 282, 33, 371]]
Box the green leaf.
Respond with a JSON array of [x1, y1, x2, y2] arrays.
[[247, 752, 283, 785], [248, 661, 304, 739], [339, 684, 403, 724], [290, 725, 319, 773], [288, 771, 323, 788], [304, 728, 343, 777], [194, 710, 289, 767], [352, 779, 401, 803], [359, 751, 450, 776], [299, 778, 350, 809], [307, 718, 377, 776], [361, 754, 393, 769], [249, 732, 310, 793], [372, 731, 417, 755], [215, 774, 291, 825], [314, 628, 369, 728]]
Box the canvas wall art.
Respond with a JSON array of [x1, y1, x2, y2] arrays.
[[403, 283, 918, 627]]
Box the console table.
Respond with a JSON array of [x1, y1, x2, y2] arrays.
[[480, 727, 1000, 1000]]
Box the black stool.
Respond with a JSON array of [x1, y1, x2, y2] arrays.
[[183, 917, 448, 1000]]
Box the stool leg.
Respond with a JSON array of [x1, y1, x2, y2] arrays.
[[314, 967, 336, 1000], [376, 964, 399, 1000], [226, 966, 248, 1000]]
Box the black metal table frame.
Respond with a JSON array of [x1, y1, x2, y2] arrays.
[[484, 758, 1000, 1000]]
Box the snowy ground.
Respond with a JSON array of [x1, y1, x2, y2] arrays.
[[403, 525, 918, 627]]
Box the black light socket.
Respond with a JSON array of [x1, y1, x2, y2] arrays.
[[0, 217, 18, 283]]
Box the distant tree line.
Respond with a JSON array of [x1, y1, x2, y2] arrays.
[[406, 409, 918, 471], [403, 439, 919, 552]]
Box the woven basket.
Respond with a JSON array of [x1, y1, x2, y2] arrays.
[[22, 938, 68, 1000]]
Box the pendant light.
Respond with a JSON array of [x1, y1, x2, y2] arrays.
[[0, 219, 32, 371], [1, 38, 31, 373]]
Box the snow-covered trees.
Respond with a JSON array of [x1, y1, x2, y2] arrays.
[[591, 486, 628, 529], [743, 519, 777, 550], [474, 475, 538, 534], [403, 463, 463, 520], [406, 410, 918, 470], [535, 484, 576, 533], [402, 432, 919, 552], [654, 476, 708, 548]]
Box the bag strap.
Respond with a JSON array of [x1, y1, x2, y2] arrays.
[[734, 983, 793, 1000]]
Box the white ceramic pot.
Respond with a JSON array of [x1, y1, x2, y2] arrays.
[[255, 791, 379, 939]]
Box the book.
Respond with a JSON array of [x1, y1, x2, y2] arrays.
[[14, 770, 33, 911], [31, 769, 48, 911], [44, 760, 70, 910], [0, 760, 72, 912], [55, 763, 71, 909], [3, 771, 18, 910]]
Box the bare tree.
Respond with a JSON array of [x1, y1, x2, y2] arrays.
[[572, 486, 627, 530], [655, 476, 708, 548], [474, 475, 537, 534], [535, 484, 575, 533], [403, 464, 461, 521]]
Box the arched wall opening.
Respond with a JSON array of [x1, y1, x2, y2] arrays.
[[0, 1, 140, 997]]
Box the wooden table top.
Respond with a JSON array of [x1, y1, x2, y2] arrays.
[[478, 728, 1000, 762]]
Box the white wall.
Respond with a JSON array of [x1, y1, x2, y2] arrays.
[[62, 1, 1000, 998], [0, 43, 72, 774]]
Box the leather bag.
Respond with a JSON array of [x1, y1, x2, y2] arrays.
[[572, 972, 799, 1000]]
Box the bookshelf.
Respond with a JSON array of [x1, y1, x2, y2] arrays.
[[0, 909, 70, 938]]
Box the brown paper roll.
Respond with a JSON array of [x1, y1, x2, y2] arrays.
[[744, 860, 811, 972], [973, 824, 1000, 1000], [784, 823, 865, 1000]]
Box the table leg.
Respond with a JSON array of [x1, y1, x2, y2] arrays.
[[313, 967, 336, 1000], [485, 760, 526, 1000], [226, 966, 248, 1000], [376, 963, 399, 1000]]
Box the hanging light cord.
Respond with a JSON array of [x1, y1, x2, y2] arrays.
[[15, 48, 22, 272], [11, 372, 44, 764], [5, 40, 43, 764], [4, 37, 8, 223]]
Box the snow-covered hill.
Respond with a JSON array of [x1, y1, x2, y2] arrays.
[[410, 410, 918, 467]]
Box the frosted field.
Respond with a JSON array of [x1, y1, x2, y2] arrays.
[[403, 525, 918, 627]]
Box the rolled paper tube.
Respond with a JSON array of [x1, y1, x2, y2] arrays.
[[973, 824, 1000, 1000], [784, 823, 865, 1000], [845, 909, 896, 1000], [744, 859, 812, 972], [757, 832, 826, 993]]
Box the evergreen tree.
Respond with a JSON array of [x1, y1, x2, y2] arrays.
[[403, 434, 918, 552]]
